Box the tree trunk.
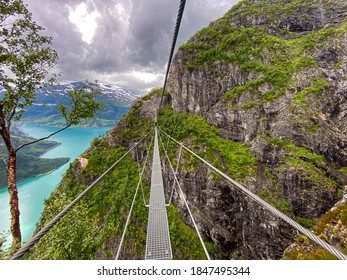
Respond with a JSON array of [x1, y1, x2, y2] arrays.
[[8, 151, 21, 247], [0, 105, 22, 247]]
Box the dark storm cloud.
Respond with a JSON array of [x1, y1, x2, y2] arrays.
[[23, 0, 238, 90], [126, 0, 178, 69], [85, 2, 129, 72]]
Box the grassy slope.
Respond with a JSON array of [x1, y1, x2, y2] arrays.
[[6, 0, 347, 260], [21, 99, 220, 260]]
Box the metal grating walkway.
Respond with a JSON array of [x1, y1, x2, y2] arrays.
[[145, 127, 172, 260]]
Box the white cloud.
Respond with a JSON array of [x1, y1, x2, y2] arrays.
[[132, 71, 159, 84], [23, 0, 240, 91], [68, 2, 100, 44]]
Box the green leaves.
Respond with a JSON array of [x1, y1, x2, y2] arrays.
[[0, 1, 103, 248], [57, 85, 104, 126], [28, 190, 101, 260], [1, 0, 58, 124]]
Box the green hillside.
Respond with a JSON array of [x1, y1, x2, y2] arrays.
[[0, 131, 69, 188], [4, 0, 347, 260]]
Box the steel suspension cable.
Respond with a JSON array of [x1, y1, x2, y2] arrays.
[[159, 128, 347, 260], [115, 170, 142, 260], [159, 0, 186, 109], [140, 133, 155, 207], [158, 130, 211, 260], [11, 133, 150, 260], [158, 131, 182, 206], [167, 145, 182, 206], [115, 129, 155, 259]]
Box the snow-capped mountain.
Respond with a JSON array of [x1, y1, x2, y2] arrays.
[[36, 81, 141, 107], [0, 82, 142, 127]]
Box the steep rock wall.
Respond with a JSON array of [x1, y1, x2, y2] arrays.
[[165, 0, 347, 259]]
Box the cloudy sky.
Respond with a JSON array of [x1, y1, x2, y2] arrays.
[[24, 0, 239, 92]]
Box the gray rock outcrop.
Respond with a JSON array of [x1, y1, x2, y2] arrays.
[[164, 0, 347, 259]]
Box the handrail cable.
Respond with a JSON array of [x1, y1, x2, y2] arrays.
[[11, 132, 150, 260], [157, 131, 182, 206], [116, 129, 153, 260], [158, 130, 211, 260], [145, 126, 172, 259], [159, 127, 347, 260], [115, 175, 143, 259], [140, 132, 155, 207], [159, 0, 186, 108], [135, 144, 142, 175], [167, 145, 182, 206], [115, 129, 154, 259]]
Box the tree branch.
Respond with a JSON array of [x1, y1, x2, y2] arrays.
[[7, 103, 18, 130], [15, 123, 72, 153]]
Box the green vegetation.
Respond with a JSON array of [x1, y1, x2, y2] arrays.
[[21, 102, 214, 260], [168, 206, 214, 259], [0, 133, 69, 187], [158, 106, 256, 182], [285, 201, 347, 259], [314, 202, 347, 239], [296, 216, 316, 228], [266, 138, 325, 165], [293, 78, 329, 105], [179, 2, 347, 106], [339, 167, 347, 176], [264, 137, 336, 190], [281, 157, 336, 189], [141, 88, 164, 101], [1, 0, 103, 246], [116, 99, 153, 142], [25, 142, 144, 259], [259, 189, 293, 215]]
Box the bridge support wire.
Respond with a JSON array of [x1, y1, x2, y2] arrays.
[[159, 128, 347, 260], [167, 145, 182, 206], [140, 133, 155, 207], [158, 131, 211, 260], [11, 132, 150, 260], [159, 0, 186, 109], [115, 131, 153, 259], [145, 126, 172, 259]]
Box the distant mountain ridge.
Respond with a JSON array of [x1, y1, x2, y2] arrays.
[[35, 82, 142, 107], [0, 82, 142, 127]]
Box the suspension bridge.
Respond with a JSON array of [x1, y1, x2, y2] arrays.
[[10, 0, 347, 260]]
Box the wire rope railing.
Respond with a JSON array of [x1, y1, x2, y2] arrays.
[[159, 127, 347, 261], [11, 133, 150, 260], [158, 130, 211, 260], [116, 130, 154, 259], [159, 0, 186, 109], [139, 132, 155, 208], [145, 126, 172, 259], [166, 145, 182, 206]]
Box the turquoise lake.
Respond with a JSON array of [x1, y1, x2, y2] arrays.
[[0, 124, 111, 245]]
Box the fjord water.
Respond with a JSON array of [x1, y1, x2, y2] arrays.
[[0, 124, 111, 245]]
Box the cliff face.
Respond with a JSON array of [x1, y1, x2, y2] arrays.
[[165, 0, 347, 259], [24, 0, 347, 260]]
